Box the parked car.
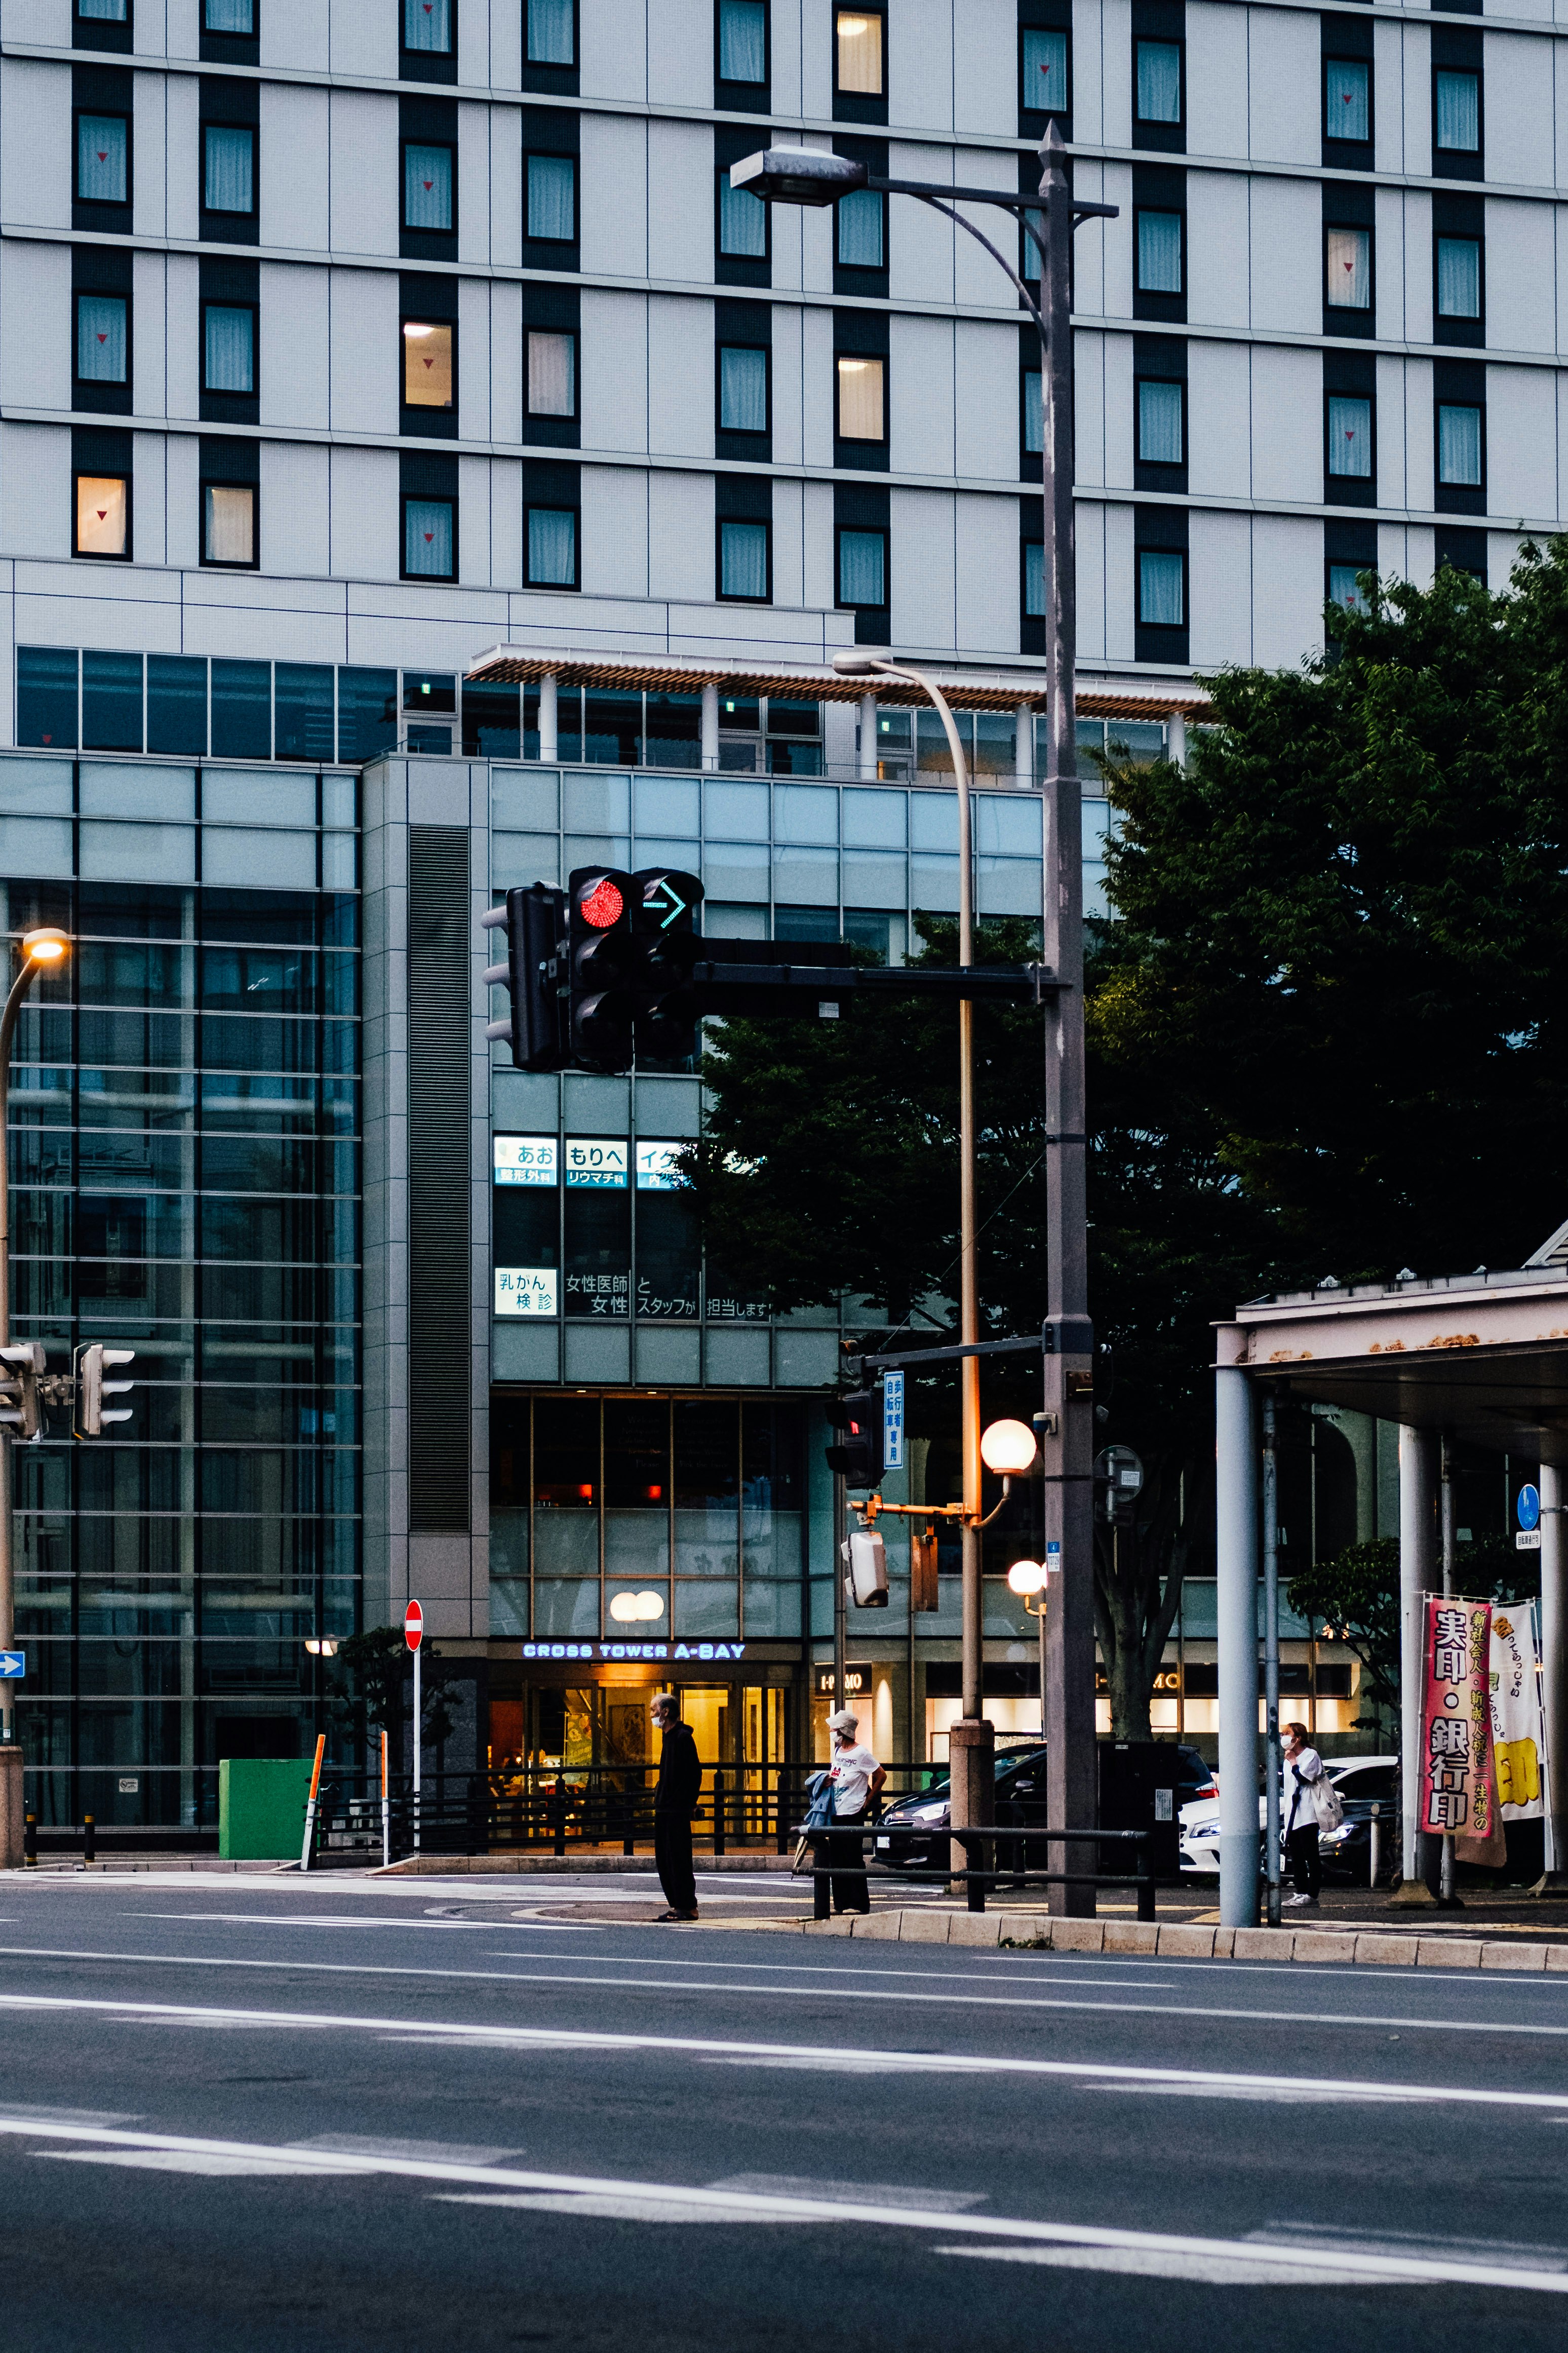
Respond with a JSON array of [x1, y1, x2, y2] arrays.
[[876, 1741, 1218, 1875], [1179, 1755, 1400, 1883]]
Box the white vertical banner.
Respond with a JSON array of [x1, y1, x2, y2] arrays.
[[1491, 1602, 1546, 1821]]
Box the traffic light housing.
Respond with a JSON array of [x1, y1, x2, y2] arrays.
[[825, 1387, 884, 1490], [0, 1342, 45, 1440], [631, 867, 705, 1063], [75, 1343, 136, 1438], [483, 883, 568, 1071], [567, 867, 638, 1072]]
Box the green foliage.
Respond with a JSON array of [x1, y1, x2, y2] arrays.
[[326, 1626, 455, 1757], [1287, 1538, 1401, 1726]]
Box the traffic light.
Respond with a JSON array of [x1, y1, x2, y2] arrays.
[[483, 883, 568, 1071], [75, 1343, 135, 1438], [567, 867, 638, 1072], [844, 1526, 889, 1608], [825, 1387, 884, 1490], [0, 1342, 45, 1440], [631, 868, 705, 1062]]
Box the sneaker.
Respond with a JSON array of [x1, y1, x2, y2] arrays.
[[1283, 1893, 1318, 1909]]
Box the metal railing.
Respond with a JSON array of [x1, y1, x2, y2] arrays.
[[800, 1823, 1159, 1921]]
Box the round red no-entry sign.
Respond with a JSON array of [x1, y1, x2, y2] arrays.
[[404, 1600, 424, 1651]]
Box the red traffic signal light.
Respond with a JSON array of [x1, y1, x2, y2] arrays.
[[568, 867, 637, 1071], [580, 876, 625, 930]]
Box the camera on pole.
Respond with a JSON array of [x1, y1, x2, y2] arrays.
[[1093, 1442, 1144, 1524], [826, 1387, 884, 1490], [631, 868, 704, 1062], [483, 883, 568, 1072], [74, 1343, 136, 1438], [0, 1342, 45, 1440], [567, 867, 638, 1072]]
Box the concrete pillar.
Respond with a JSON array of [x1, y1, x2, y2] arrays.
[[858, 693, 878, 780], [0, 1746, 20, 1869], [1398, 1425, 1438, 1885], [701, 683, 720, 773], [1166, 708, 1187, 767], [538, 672, 558, 764], [1014, 702, 1033, 788], [1542, 1463, 1568, 1884], [1216, 1325, 1259, 1928]]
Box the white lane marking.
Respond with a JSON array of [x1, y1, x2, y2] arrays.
[[0, 2103, 140, 2126], [715, 2174, 988, 2211], [38, 2149, 375, 2178], [1087, 2082, 1433, 2105], [703, 2054, 955, 2075], [292, 2134, 525, 2166], [4, 1990, 1568, 2116], [2, 2114, 1564, 2294], [938, 2244, 1402, 2286], [3, 1942, 1564, 2042], [436, 2191, 824, 2224], [1251, 2223, 1568, 2271], [135, 1914, 605, 1935]]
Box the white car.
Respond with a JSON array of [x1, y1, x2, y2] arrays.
[[1179, 1755, 1400, 1878]]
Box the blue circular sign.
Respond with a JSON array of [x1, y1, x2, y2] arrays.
[[1518, 1484, 1541, 1532]]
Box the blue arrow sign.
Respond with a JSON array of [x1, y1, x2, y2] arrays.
[[0, 1651, 24, 1679], [1518, 1484, 1541, 1532]]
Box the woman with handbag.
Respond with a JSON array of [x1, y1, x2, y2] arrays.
[[1281, 1721, 1327, 1908]]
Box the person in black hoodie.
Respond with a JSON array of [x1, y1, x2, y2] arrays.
[[650, 1691, 701, 1921]]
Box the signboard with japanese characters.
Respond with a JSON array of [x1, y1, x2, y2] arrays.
[[565, 1270, 630, 1316], [565, 1137, 628, 1188], [494, 1135, 558, 1187], [635, 1142, 688, 1191], [495, 1266, 558, 1317], [1491, 1604, 1545, 1823], [1421, 1595, 1496, 1845]]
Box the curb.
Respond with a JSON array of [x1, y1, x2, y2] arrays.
[[760, 1911, 1568, 1973], [373, 1853, 798, 1876]]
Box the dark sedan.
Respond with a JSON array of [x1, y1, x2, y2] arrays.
[[874, 1741, 1219, 1874]]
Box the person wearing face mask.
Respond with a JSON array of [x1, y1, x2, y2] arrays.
[[1281, 1720, 1324, 1908], [821, 1708, 886, 1915], [650, 1691, 701, 1922]]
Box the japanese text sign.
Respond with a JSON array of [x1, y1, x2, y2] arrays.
[[1421, 1595, 1495, 1842]]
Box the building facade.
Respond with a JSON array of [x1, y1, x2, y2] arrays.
[[1, 0, 1552, 1820]]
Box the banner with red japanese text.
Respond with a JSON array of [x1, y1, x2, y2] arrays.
[[1422, 1596, 1497, 1854]]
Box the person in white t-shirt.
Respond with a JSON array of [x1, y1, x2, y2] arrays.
[[1281, 1721, 1324, 1908], [823, 1708, 885, 1915]]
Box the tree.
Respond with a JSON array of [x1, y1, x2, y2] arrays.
[[327, 1626, 455, 1762], [1287, 1539, 1401, 1731]]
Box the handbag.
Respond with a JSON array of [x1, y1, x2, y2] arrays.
[[791, 1770, 836, 1875], [1309, 1767, 1344, 1832]]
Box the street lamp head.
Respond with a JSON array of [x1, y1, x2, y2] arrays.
[[831, 651, 888, 677], [730, 147, 869, 206], [1007, 1558, 1046, 1597], [21, 929, 67, 965], [981, 1417, 1039, 1476]]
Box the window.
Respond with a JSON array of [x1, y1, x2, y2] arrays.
[[527, 505, 577, 586], [1325, 226, 1370, 310], [719, 173, 768, 258], [1436, 237, 1480, 320], [527, 329, 576, 417], [1328, 563, 1367, 611], [1135, 40, 1181, 124], [837, 186, 884, 269], [79, 0, 129, 14], [1024, 369, 1043, 454], [76, 293, 127, 383], [76, 472, 128, 557], [404, 143, 454, 233], [1327, 394, 1371, 478], [1324, 59, 1368, 142], [76, 114, 129, 205], [836, 9, 882, 94], [527, 0, 574, 62], [837, 354, 884, 440], [1022, 27, 1068, 114], [718, 345, 768, 434], [203, 302, 255, 394], [405, 495, 455, 578], [1024, 541, 1046, 617], [403, 320, 453, 409], [527, 153, 576, 242], [837, 526, 885, 606], [1136, 377, 1183, 464], [205, 0, 255, 27], [1138, 547, 1183, 626], [405, 0, 452, 52], [1136, 209, 1182, 293], [1437, 403, 1482, 485], [203, 482, 255, 565], [1435, 70, 1479, 153], [204, 122, 254, 214], [718, 0, 766, 81], [719, 518, 770, 600]]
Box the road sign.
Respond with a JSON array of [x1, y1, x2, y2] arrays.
[[0, 1651, 23, 1678], [1517, 1485, 1542, 1550], [404, 1600, 423, 1652], [883, 1369, 904, 1472]]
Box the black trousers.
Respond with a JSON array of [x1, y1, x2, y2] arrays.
[[821, 1809, 869, 1913], [654, 1811, 696, 1914], [1287, 1823, 1321, 1899]]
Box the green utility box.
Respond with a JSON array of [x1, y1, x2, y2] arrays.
[[219, 1757, 313, 1861]]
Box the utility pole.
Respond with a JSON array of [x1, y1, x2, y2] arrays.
[[1262, 1392, 1282, 1928]]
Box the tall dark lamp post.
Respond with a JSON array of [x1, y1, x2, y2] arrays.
[[734, 131, 1113, 1910]]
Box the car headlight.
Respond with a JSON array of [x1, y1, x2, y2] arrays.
[[1320, 1824, 1353, 1845], [910, 1801, 949, 1823]]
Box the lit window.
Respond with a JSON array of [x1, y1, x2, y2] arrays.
[[204, 123, 255, 214], [76, 294, 128, 383], [403, 320, 454, 408], [720, 520, 769, 600], [77, 114, 129, 205], [1436, 237, 1480, 319], [1138, 548, 1184, 626], [837, 187, 884, 269], [719, 0, 766, 82], [527, 153, 576, 242], [1327, 394, 1371, 478], [1135, 41, 1181, 123], [1325, 226, 1370, 310], [204, 483, 255, 565], [1024, 370, 1043, 453], [76, 474, 128, 557], [719, 174, 768, 258], [527, 330, 576, 417], [1136, 209, 1182, 293], [719, 346, 768, 433], [404, 0, 452, 53], [1325, 60, 1369, 142], [1328, 563, 1367, 611], [1024, 542, 1046, 617], [838, 527, 884, 606], [205, 1, 255, 29], [1437, 404, 1482, 486], [404, 144, 454, 233], [527, 0, 574, 62], [1137, 378, 1183, 465], [836, 9, 882, 94], [405, 497, 456, 578], [1434, 70, 1479, 152], [1022, 28, 1067, 113], [837, 354, 884, 440], [204, 304, 255, 394], [527, 506, 577, 587]]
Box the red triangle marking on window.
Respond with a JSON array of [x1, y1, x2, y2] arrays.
[[42, 736, 51, 745], [1344, 432, 1354, 442], [424, 532, 435, 542], [97, 333, 108, 342], [97, 151, 109, 162], [423, 179, 434, 190], [1344, 261, 1353, 271], [97, 510, 108, 520]]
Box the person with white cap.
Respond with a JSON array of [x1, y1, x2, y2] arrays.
[[821, 1708, 885, 1915]]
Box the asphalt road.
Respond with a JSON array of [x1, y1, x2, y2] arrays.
[[0, 1870, 1565, 2352]]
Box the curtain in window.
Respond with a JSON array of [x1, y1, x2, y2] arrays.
[[79, 0, 128, 16], [836, 10, 882, 93], [405, 144, 454, 232], [1328, 563, 1366, 611], [1139, 549, 1183, 627], [77, 115, 128, 205], [1436, 237, 1480, 318], [527, 154, 576, 242], [1136, 41, 1181, 122], [719, 346, 768, 433], [721, 521, 769, 599], [77, 294, 127, 383], [76, 475, 127, 557], [719, 178, 767, 258], [719, 0, 766, 81], [205, 0, 255, 29], [528, 330, 576, 416], [205, 484, 255, 565], [837, 187, 884, 269], [406, 498, 455, 576], [528, 0, 575, 63], [837, 355, 884, 440], [1138, 378, 1183, 464], [1327, 395, 1371, 477], [1024, 370, 1043, 453], [1325, 227, 1370, 309], [1136, 211, 1182, 292], [1435, 70, 1479, 151], [528, 506, 576, 585], [205, 304, 254, 393], [1022, 28, 1067, 110], [403, 322, 453, 407], [405, 0, 453, 52], [1324, 60, 1368, 140], [204, 124, 254, 214], [1024, 543, 1046, 617], [838, 529, 884, 606], [1438, 404, 1482, 485]]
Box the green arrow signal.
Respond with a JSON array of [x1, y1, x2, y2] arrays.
[[646, 877, 688, 930]]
